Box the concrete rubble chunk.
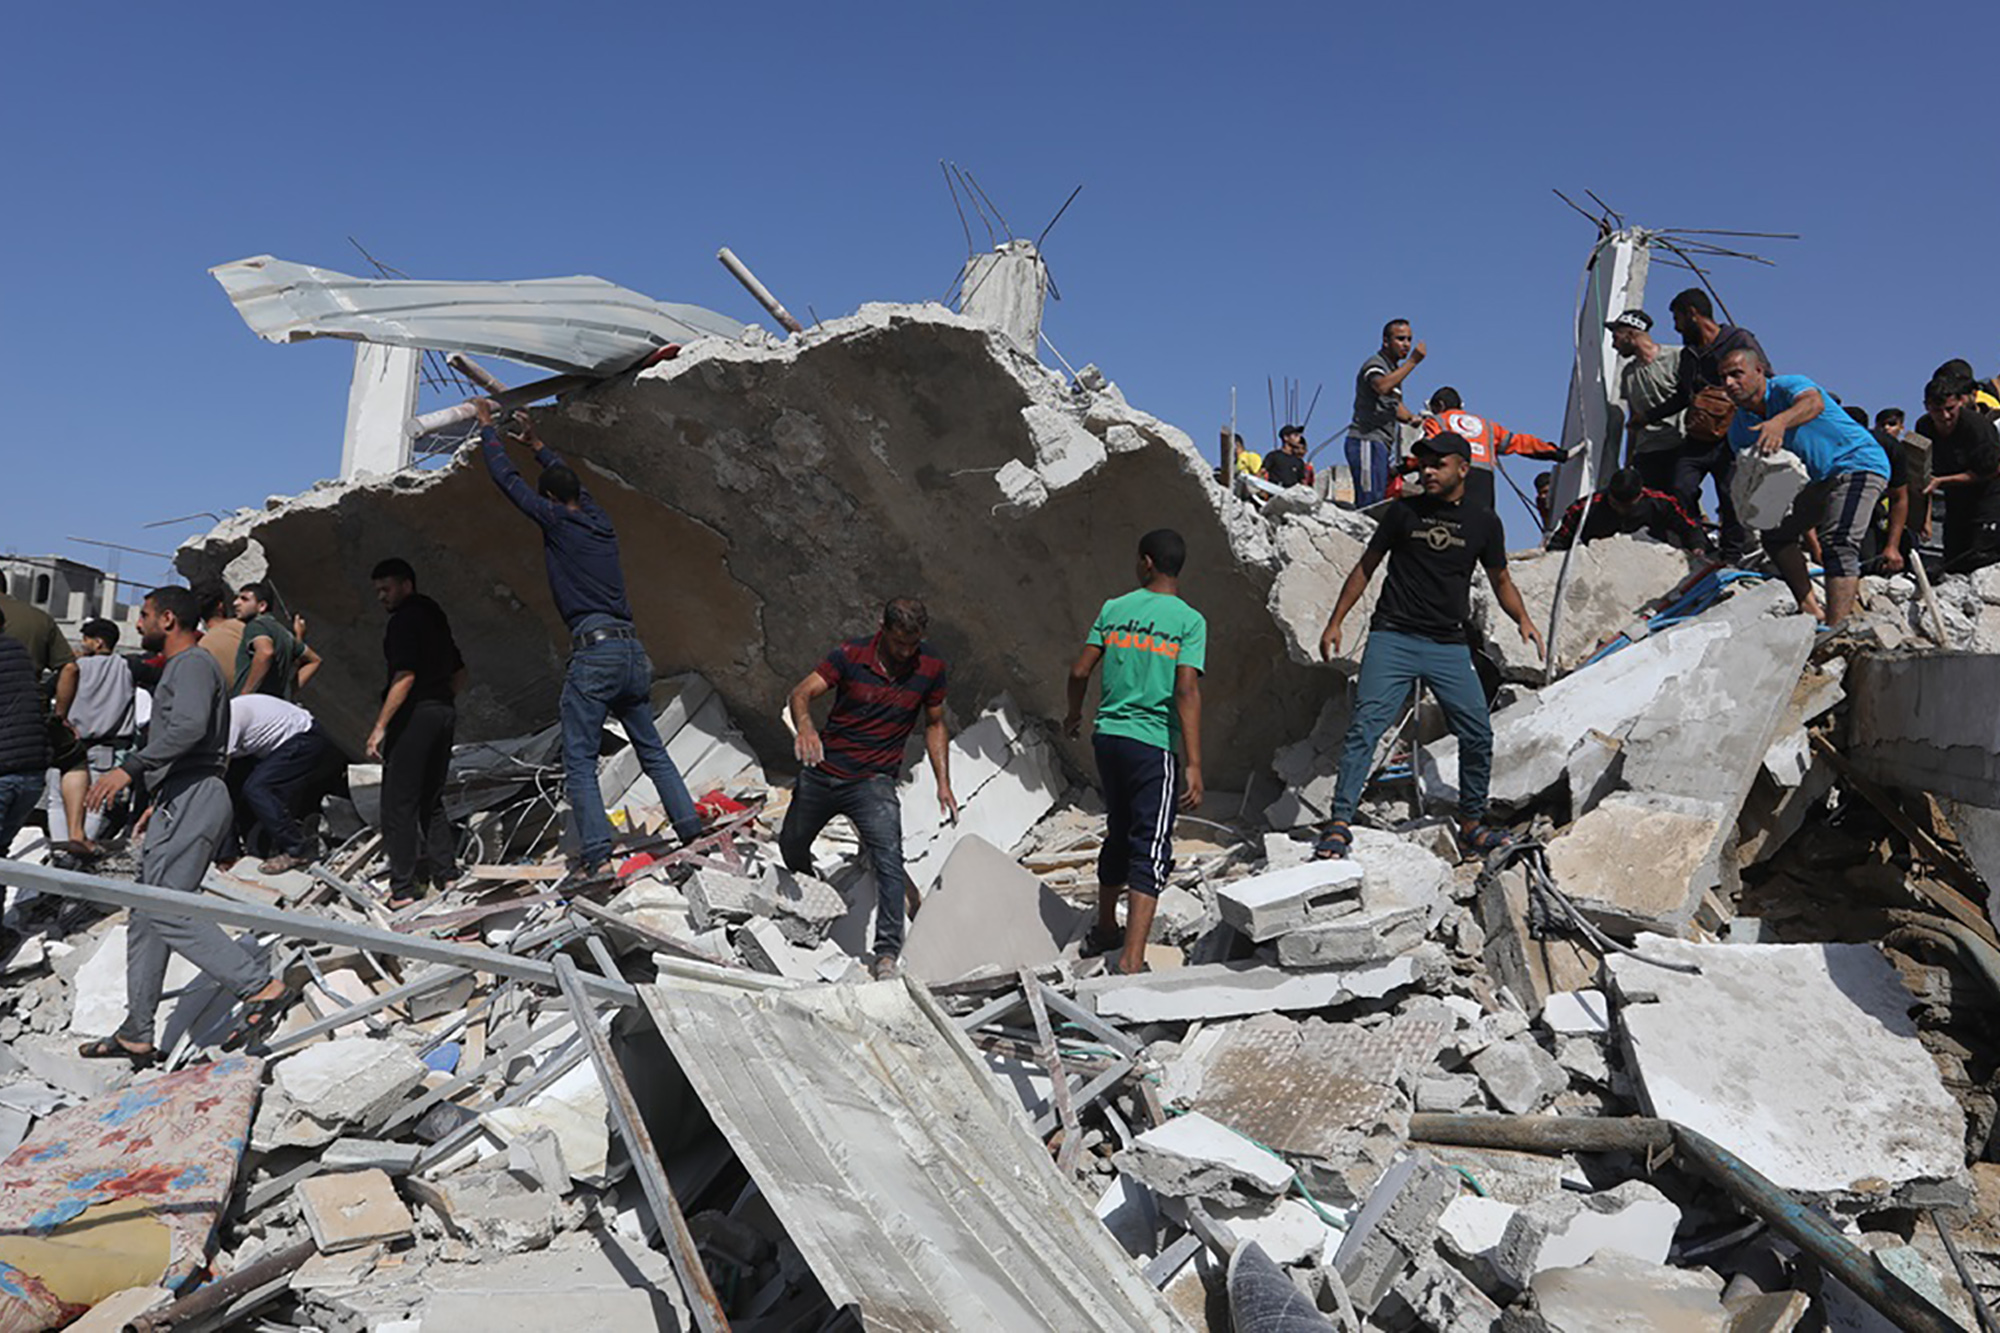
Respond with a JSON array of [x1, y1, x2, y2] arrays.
[[900, 832, 1087, 984], [1848, 652, 2000, 808], [406, 1161, 574, 1255], [1331, 1150, 1464, 1316], [297, 1168, 415, 1253], [760, 865, 849, 945], [1114, 1111, 1296, 1206], [1730, 446, 1809, 530], [684, 868, 776, 930], [1607, 937, 1965, 1202], [1215, 860, 1364, 942], [1491, 1180, 1681, 1295], [1469, 536, 1702, 682], [1540, 989, 1612, 1036], [1078, 954, 1423, 1023], [1385, 1258, 1506, 1333], [259, 1038, 427, 1148], [1520, 1248, 1728, 1332], [1544, 796, 1721, 938], [483, 1058, 613, 1187], [1470, 1036, 1568, 1114], [1207, 1198, 1339, 1266]]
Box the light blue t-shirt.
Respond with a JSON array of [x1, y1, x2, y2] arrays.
[[1727, 374, 1889, 482]]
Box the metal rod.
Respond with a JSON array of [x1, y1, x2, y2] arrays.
[[553, 956, 731, 1333], [408, 371, 591, 437], [1410, 1114, 1964, 1333], [1022, 969, 1083, 1173], [133, 1239, 316, 1331], [0, 858, 635, 1005], [1934, 1210, 2000, 1333], [446, 352, 511, 394], [716, 246, 804, 335]]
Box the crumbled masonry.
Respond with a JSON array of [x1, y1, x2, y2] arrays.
[[7, 297, 2000, 1331]]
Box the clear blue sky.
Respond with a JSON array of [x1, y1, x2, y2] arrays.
[[5, 2, 1994, 591]]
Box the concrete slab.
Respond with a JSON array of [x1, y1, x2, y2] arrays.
[[1545, 796, 1720, 938], [1541, 990, 1612, 1036], [297, 1169, 414, 1253], [275, 1038, 427, 1127], [1469, 536, 1702, 683], [1078, 955, 1421, 1023], [1607, 938, 1964, 1201], [900, 833, 1087, 984], [1115, 1111, 1296, 1205], [1526, 1248, 1727, 1331], [1849, 652, 2000, 807], [1215, 861, 1364, 942]]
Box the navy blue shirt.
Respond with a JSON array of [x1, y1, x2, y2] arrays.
[[480, 427, 633, 630]]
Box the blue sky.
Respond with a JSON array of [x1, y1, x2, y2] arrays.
[[4, 2, 1994, 592]]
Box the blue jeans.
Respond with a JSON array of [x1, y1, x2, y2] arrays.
[[778, 766, 906, 958], [561, 622, 701, 866], [1331, 630, 1493, 824], [0, 772, 43, 855], [1345, 436, 1394, 507]]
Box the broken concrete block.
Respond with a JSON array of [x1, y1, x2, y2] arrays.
[[602, 879, 696, 940], [896, 697, 1062, 894], [1416, 1073, 1483, 1113], [1331, 1151, 1464, 1315], [320, 1138, 423, 1175], [1113, 1111, 1296, 1206], [1469, 536, 1701, 682], [483, 1059, 612, 1187], [1436, 1194, 1519, 1280], [736, 917, 827, 981], [1079, 955, 1421, 1023], [1470, 1037, 1566, 1114], [1540, 990, 1612, 1036], [297, 1169, 415, 1254], [1273, 908, 1427, 969], [1491, 1180, 1680, 1294], [273, 1038, 426, 1131], [1554, 1038, 1608, 1086], [406, 1163, 573, 1255], [1544, 795, 1724, 938], [762, 866, 848, 945], [1608, 938, 1964, 1203], [1262, 831, 1312, 871], [1730, 446, 1809, 530], [900, 832, 1087, 984], [1385, 1257, 1505, 1333], [1522, 1248, 1728, 1331], [1848, 651, 2000, 808], [1215, 861, 1363, 942], [684, 869, 775, 930], [1208, 1198, 1339, 1266]]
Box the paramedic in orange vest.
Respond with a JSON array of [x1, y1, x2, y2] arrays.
[[1399, 387, 1571, 511]]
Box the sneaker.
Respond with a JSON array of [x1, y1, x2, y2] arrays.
[[1083, 924, 1125, 956], [871, 954, 899, 981]]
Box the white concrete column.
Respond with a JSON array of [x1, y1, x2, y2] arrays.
[[1551, 229, 1650, 522], [958, 240, 1049, 356], [340, 343, 420, 480]]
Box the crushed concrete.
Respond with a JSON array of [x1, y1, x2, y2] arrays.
[[1115, 1111, 1296, 1206], [1469, 536, 1702, 682], [1521, 1247, 1729, 1331], [1079, 953, 1425, 1023]]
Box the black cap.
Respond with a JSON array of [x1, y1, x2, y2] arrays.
[[1413, 431, 1470, 460], [1278, 423, 1304, 440], [1605, 309, 1653, 333]]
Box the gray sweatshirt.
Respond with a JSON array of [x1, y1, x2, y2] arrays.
[[121, 647, 228, 796]]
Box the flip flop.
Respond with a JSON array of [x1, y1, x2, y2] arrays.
[[219, 985, 298, 1053], [1460, 824, 1516, 855], [1313, 822, 1353, 860], [77, 1035, 159, 1069]]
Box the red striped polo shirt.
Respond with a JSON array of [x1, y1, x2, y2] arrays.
[[814, 634, 948, 780]]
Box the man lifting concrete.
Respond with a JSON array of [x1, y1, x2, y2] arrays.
[[1315, 433, 1543, 861], [77, 587, 291, 1065], [781, 599, 957, 980], [473, 399, 703, 875]]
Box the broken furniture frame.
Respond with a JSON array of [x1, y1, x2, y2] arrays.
[[956, 975, 1142, 1143], [1410, 1113, 1969, 1333]]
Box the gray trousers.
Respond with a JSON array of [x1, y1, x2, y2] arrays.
[[119, 775, 267, 1045]]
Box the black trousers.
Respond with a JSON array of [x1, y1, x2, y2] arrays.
[[381, 699, 457, 896]]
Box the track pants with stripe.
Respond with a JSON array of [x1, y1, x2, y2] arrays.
[[1094, 732, 1180, 898]]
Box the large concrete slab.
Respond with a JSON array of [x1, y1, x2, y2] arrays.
[[1848, 652, 2000, 807], [1607, 938, 1964, 1203], [899, 833, 1087, 984], [1078, 955, 1423, 1024], [1469, 536, 1703, 682]]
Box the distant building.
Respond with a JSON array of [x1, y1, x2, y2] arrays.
[[0, 555, 141, 646]]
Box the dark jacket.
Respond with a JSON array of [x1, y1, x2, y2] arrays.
[[0, 636, 48, 777]]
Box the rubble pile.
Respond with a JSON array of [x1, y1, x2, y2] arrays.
[[5, 307, 2000, 1330]]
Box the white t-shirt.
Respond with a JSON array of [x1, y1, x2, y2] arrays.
[[228, 694, 315, 759]]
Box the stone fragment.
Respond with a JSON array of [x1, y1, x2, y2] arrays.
[[1730, 446, 1809, 530], [1523, 1248, 1727, 1331], [1331, 1151, 1463, 1315], [1215, 861, 1364, 942], [1437, 1194, 1518, 1267], [297, 1169, 414, 1253], [1469, 535, 1701, 682], [761, 866, 848, 945], [1540, 989, 1612, 1036], [1384, 1257, 1505, 1333], [265, 1038, 426, 1145], [1545, 796, 1725, 938], [1113, 1112, 1296, 1206], [320, 1138, 424, 1175], [684, 869, 776, 930], [1470, 1037, 1566, 1114], [1207, 1198, 1338, 1266], [1079, 955, 1420, 1023], [1416, 1074, 1483, 1113], [735, 917, 826, 981], [1555, 1037, 1608, 1086], [1608, 938, 1964, 1201], [1262, 831, 1312, 870], [406, 1163, 572, 1255], [483, 1059, 612, 1187], [1491, 1181, 1680, 1294]]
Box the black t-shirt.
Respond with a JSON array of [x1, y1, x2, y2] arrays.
[[383, 594, 465, 705], [1263, 450, 1307, 487], [1367, 494, 1507, 643], [1919, 410, 2000, 551], [1870, 428, 1908, 490]]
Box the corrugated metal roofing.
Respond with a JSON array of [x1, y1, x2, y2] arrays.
[[210, 255, 747, 376]]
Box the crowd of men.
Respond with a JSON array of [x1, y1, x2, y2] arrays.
[[6, 289, 1999, 1055]]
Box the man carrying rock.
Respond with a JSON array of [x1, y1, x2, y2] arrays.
[[1065, 529, 1206, 977], [782, 599, 957, 981], [78, 587, 292, 1065], [1347, 321, 1424, 507], [473, 399, 704, 874], [1547, 467, 1711, 553], [1720, 349, 1890, 627], [1316, 432, 1544, 861]]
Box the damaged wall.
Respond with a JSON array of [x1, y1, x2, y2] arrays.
[[179, 304, 1327, 785]]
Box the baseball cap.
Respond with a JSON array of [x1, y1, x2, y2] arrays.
[[1605, 309, 1653, 333], [1413, 431, 1470, 460]]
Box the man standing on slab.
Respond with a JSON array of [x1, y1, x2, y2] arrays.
[[1065, 529, 1206, 978], [782, 599, 956, 981], [1316, 433, 1543, 861], [473, 400, 705, 875], [78, 587, 290, 1064], [365, 558, 465, 909], [1347, 321, 1425, 507]]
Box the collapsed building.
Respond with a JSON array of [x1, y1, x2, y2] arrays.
[[1, 238, 2000, 1331]]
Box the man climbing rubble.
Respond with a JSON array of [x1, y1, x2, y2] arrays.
[[226, 693, 338, 874], [1719, 348, 1890, 627], [1315, 432, 1543, 860], [472, 399, 703, 874], [781, 598, 956, 981], [76, 587, 293, 1065], [1546, 466, 1712, 552], [1065, 529, 1206, 978]]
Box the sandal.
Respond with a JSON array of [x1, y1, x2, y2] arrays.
[[1313, 822, 1353, 860], [1460, 824, 1516, 856], [219, 985, 298, 1053], [1083, 924, 1125, 956], [77, 1035, 159, 1069]]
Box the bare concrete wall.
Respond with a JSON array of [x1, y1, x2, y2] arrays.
[[180, 305, 1330, 786]]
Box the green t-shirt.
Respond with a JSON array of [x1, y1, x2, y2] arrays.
[[1088, 588, 1206, 751], [234, 614, 298, 698]]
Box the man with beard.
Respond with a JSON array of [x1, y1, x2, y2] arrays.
[[1917, 372, 2000, 572]]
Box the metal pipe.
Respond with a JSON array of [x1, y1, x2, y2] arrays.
[[133, 1239, 316, 1330], [1885, 912, 2000, 1007], [716, 247, 805, 335], [1933, 1210, 2000, 1333], [554, 956, 732, 1332], [0, 858, 635, 1006], [408, 370, 590, 436], [1410, 1114, 1963, 1333], [446, 351, 511, 394], [1910, 547, 1950, 647]]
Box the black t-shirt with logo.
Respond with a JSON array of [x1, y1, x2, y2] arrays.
[[1263, 450, 1308, 487], [1366, 494, 1508, 644]]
